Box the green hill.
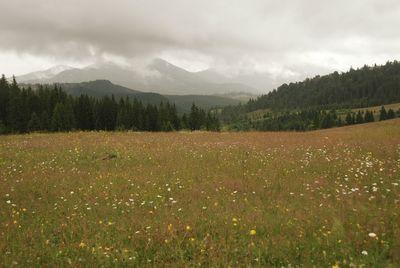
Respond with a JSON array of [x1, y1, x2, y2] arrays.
[[247, 61, 400, 111], [165, 94, 240, 113], [57, 80, 168, 105], [21, 80, 241, 113]]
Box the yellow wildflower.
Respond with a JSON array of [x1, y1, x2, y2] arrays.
[[250, 229, 257, 236]]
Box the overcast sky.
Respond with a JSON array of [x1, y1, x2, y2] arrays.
[[1, 0, 400, 80]]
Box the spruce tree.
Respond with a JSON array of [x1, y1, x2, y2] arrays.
[[189, 103, 201, 130], [27, 112, 41, 132], [51, 103, 66, 131], [364, 110, 374, 122], [356, 110, 364, 124], [387, 109, 395, 119], [345, 112, 353, 125], [40, 111, 51, 131], [0, 74, 9, 126], [379, 106, 388, 121], [51, 102, 75, 132]]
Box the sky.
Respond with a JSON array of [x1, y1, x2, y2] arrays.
[[1, 0, 400, 81]]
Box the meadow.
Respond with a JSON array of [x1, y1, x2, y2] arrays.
[[1, 119, 399, 267]]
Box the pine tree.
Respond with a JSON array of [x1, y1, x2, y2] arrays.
[[355, 110, 364, 124], [40, 111, 51, 131], [0, 74, 9, 126], [345, 112, 353, 125], [387, 109, 395, 119], [0, 120, 6, 134], [189, 103, 201, 131], [51, 103, 66, 131], [205, 112, 221, 131], [6, 84, 24, 132], [51, 102, 75, 132], [320, 113, 334, 129], [27, 112, 41, 132], [181, 114, 189, 129], [379, 106, 388, 121], [75, 95, 93, 130], [364, 110, 374, 122]]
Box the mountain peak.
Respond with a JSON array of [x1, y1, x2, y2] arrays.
[[16, 65, 74, 82], [150, 58, 181, 71], [47, 65, 74, 73], [15, 59, 260, 95]]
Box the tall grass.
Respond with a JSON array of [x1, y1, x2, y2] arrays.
[[1, 119, 399, 266]]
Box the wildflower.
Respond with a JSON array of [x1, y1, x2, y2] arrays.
[[79, 241, 86, 248], [186, 225, 192, 231], [368, 232, 377, 238], [362, 250, 368, 255], [332, 263, 339, 268], [250, 229, 257, 236]]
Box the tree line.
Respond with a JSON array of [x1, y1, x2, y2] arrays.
[[0, 75, 220, 134], [251, 106, 398, 131]]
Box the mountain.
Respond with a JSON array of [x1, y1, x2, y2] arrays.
[[16, 65, 74, 81], [22, 80, 168, 106], [21, 80, 241, 113], [16, 59, 259, 96], [165, 95, 240, 113], [195, 68, 288, 93], [59, 80, 169, 105]]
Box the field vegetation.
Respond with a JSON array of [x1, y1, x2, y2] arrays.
[[1, 119, 399, 266]]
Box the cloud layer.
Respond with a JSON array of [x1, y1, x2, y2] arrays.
[[2, 0, 400, 81]]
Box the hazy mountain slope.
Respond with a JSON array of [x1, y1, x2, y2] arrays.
[[58, 80, 142, 97], [21, 80, 242, 112], [60, 80, 168, 105], [16, 65, 74, 81], [195, 68, 283, 93], [165, 94, 241, 113], [16, 59, 259, 95]]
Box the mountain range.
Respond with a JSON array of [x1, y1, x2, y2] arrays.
[[16, 58, 265, 97], [21, 80, 241, 113]]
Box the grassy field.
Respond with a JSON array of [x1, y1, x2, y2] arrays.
[[1, 120, 399, 267]]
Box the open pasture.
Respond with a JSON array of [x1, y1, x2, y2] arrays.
[[1, 120, 399, 267]]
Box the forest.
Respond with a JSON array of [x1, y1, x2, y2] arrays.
[[0, 75, 220, 134], [221, 61, 400, 131], [246, 61, 400, 112]]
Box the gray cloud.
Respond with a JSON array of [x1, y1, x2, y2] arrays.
[[1, 0, 400, 80]]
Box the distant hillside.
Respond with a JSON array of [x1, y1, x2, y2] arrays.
[[23, 80, 168, 106], [247, 61, 400, 111], [21, 80, 241, 113], [16, 58, 259, 95], [15, 65, 74, 81], [165, 95, 241, 113]]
